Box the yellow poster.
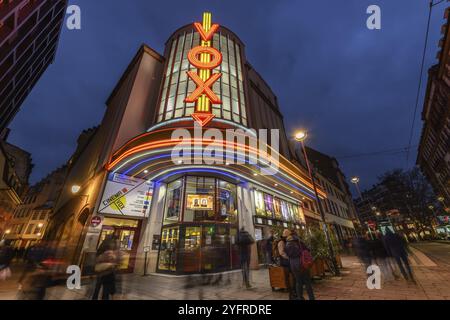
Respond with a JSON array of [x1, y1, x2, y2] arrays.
[[186, 194, 214, 211]]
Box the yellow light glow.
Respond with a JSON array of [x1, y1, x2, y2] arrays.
[[294, 131, 307, 142], [350, 177, 360, 184], [71, 185, 81, 194]]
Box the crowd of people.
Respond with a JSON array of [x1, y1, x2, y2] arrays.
[[1, 226, 418, 300], [352, 229, 415, 282]]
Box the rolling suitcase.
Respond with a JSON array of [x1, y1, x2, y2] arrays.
[[269, 266, 292, 291]]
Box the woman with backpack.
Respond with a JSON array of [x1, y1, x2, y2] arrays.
[[285, 230, 315, 300]]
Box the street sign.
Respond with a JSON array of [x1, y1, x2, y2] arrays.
[[90, 216, 102, 227]]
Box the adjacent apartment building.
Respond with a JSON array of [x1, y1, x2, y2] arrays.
[[4, 164, 67, 248], [417, 6, 450, 212], [0, 0, 67, 131], [0, 129, 32, 239]]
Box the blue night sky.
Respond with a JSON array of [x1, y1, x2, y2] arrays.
[[7, 0, 448, 192]]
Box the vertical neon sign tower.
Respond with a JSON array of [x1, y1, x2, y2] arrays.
[[185, 12, 222, 127]]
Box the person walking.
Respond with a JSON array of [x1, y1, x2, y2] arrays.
[[92, 234, 121, 300], [285, 230, 315, 300], [265, 231, 275, 266], [0, 240, 14, 281], [383, 229, 414, 282], [237, 227, 255, 289]]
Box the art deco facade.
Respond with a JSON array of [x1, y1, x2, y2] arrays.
[[417, 7, 450, 211], [0, 0, 67, 131], [47, 13, 329, 275]]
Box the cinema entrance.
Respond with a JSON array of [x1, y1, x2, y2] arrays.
[[156, 175, 241, 274], [97, 217, 142, 273]]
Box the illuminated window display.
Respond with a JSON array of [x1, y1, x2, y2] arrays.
[[264, 193, 274, 218], [252, 189, 304, 225], [254, 190, 265, 216], [157, 175, 239, 274]]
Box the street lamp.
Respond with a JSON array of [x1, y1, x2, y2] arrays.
[[71, 185, 81, 194], [294, 130, 340, 276], [437, 196, 445, 203], [351, 176, 375, 239]]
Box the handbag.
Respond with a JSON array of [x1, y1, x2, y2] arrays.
[[94, 250, 118, 273]]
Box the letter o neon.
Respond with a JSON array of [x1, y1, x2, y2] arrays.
[[188, 46, 223, 70]]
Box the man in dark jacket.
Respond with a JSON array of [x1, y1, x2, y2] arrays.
[[285, 232, 315, 300], [237, 227, 255, 289], [383, 229, 414, 282], [265, 231, 274, 266]]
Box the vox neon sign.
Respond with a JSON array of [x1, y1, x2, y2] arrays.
[[185, 12, 222, 127]]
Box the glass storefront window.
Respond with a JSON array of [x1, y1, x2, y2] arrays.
[[184, 177, 215, 222], [179, 226, 201, 273], [158, 226, 179, 271], [280, 200, 290, 221], [217, 180, 238, 223], [264, 193, 274, 218], [157, 176, 240, 274], [163, 180, 183, 225], [273, 197, 282, 220], [254, 190, 265, 216]]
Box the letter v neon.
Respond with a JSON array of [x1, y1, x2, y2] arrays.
[[194, 22, 220, 42]]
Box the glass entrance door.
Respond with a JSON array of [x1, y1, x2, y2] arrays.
[[98, 218, 141, 273]]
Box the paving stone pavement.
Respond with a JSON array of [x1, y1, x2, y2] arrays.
[[2, 252, 450, 300]]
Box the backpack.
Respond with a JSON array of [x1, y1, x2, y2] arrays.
[[300, 245, 313, 270]]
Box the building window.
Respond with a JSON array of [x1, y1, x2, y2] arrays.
[[163, 180, 183, 225]]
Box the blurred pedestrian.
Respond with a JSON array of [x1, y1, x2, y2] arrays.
[[0, 240, 14, 281], [285, 230, 315, 300], [383, 229, 414, 282], [237, 227, 254, 289], [352, 234, 371, 269], [265, 231, 275, 266], [92, 234, 121, 300]]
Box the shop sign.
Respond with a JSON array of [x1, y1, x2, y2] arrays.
[[99, 173, 154, 217], [185, 12, 222, 127]]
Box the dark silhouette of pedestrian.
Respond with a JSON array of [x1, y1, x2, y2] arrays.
[[285, 230, 315, 300], [383, 229, 414, 282], [237, 227, 254, 289], [92, 234, 120, 300], [265, 231, 275, 266]]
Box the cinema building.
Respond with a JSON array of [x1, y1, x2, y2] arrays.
[[48, 13, 328, 275]]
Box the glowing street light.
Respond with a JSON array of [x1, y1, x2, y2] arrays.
[[71, 185, 81, 194], [294, 130, 308, 142], [350, 177, 360, 184], [293, 129, 339, 275]]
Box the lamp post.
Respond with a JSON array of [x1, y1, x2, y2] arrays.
[[294, 130, 340, 276], [350, 176, 374, 238]]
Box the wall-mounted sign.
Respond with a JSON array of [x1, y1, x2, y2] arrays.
[[186, 194, 213, 211], [99, 173, 154, 217], [90, 216, 102, 228], [185, 12, 222, 127]]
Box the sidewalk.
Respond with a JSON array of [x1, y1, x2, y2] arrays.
[[4, 253, 450, 300]]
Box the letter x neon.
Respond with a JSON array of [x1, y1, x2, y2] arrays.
[[185, 71, 222, 104]]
